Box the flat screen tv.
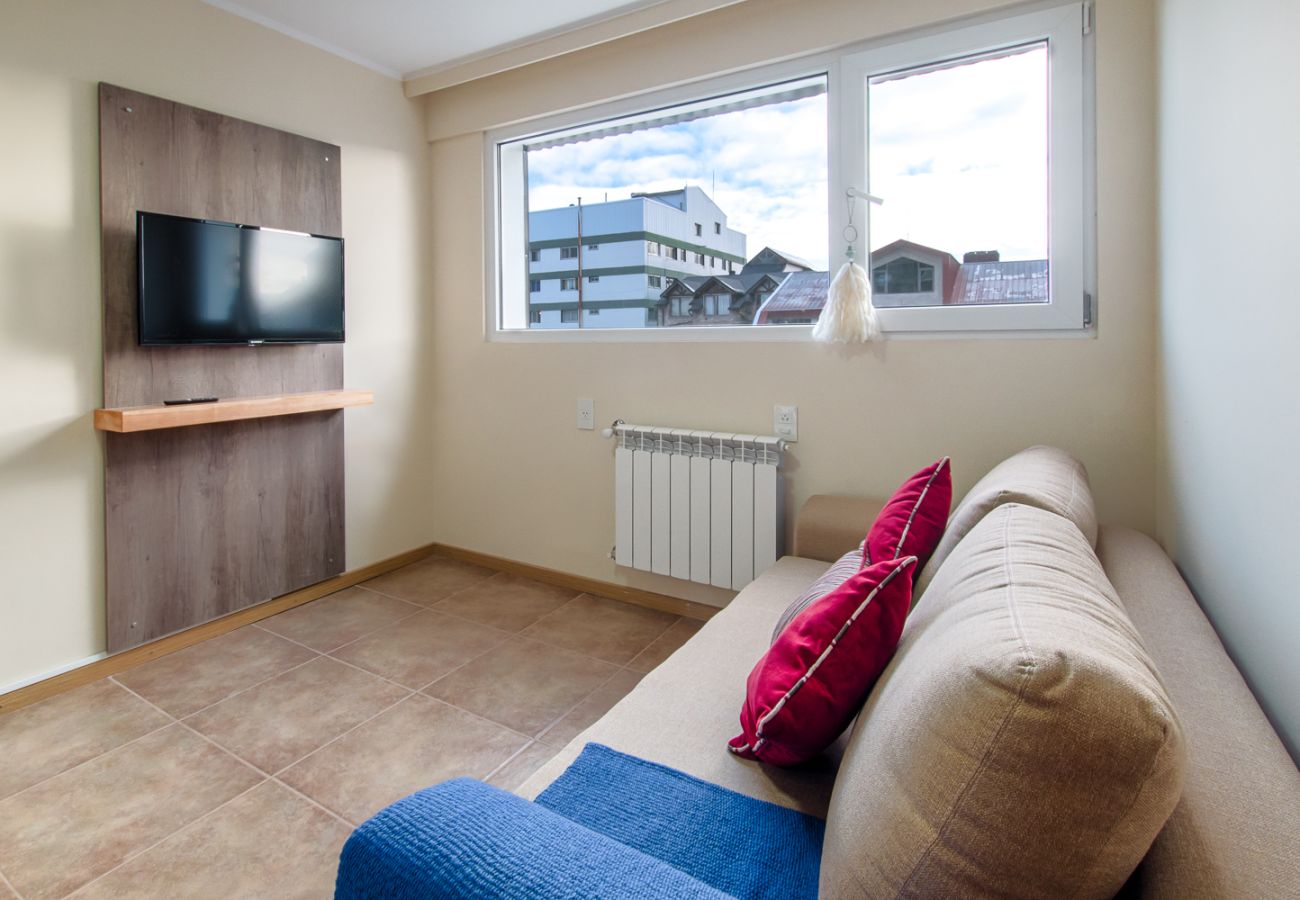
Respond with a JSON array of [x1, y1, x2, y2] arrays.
[[137, 211, 344, 345]]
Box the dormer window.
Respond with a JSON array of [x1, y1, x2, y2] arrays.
[[872, 258, 935, 294]]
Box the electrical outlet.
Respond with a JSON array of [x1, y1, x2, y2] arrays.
[[577, 398, 595, 430], [773, 404, 798, 442]]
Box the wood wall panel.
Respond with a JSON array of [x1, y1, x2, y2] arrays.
[[99, 84, 346, 652]]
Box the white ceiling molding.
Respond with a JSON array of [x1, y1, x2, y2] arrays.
[[402, 0, 749, 97]]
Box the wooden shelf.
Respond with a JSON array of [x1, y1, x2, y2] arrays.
[[94, 389, 373, 433]]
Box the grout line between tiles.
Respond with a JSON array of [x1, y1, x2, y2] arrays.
[[140, 654, 324, 723], [61, 777, 267, 900], [0, 864, 23, 900], [480, 739, 544, 785]]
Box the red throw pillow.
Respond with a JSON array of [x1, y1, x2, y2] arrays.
[[865, 457, 952, 570], [729, 556, 917, 766]]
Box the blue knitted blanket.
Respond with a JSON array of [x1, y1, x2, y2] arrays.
[[335, 743, 824, 899], [537, 744, 824, 900]]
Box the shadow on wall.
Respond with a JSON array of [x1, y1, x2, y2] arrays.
[[0, 76, 108, 686]]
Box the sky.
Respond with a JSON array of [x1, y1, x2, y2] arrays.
[[525, 44, 1048, 272]]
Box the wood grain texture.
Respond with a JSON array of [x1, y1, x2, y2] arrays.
[[99, 84, 346, 652], [0, 544, 442, 716], [94, 390, 373, 433]]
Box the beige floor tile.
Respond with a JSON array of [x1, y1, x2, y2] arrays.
[[186, 657, 409, 773], [537, 668, 644, 748], [0, 725, 261, 900], [424, 638, 618, 736], [0, 679, 170, 801], [258, 587, 421, 652], [330, 609, 509, 689], [523, 594, 678, 664], [0, 874, 18, 899], [627, 617, 705, 673], [361, 555, 497, 606], [115, 626, 318, 718], [70, 780, 350, 900], [433, 573, 579, 632], [280, 694, 527, 824], [486, 742, 560, 793]]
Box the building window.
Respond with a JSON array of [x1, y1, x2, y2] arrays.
[[560, 247, 578, 260], [529, 279, 542, 292], [647, 275, 662, 288], [490, 4, 1088, 335], [560, 277, 577, 290], [560, 309, 580, 323], [529, 249, 540, 262], [530, 310, 542, 324], [671, 297, 691, 317], [704, 293, 729, 316], [587, 275, 599, 283], [872, 259, 935, 294]]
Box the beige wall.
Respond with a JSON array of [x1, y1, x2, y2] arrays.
[[0, 0, 434, 690], [425, 0, 1159, 607], [1156, 0, 1299, 758]]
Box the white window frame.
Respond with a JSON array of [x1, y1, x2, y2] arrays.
[[484, 1, 1094, 342], [838, 3, 1089, 332]]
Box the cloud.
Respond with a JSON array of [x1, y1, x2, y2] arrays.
[[524, 43, 1049, 271]]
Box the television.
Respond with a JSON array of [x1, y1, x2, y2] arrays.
[[137, 211, 344, 345]]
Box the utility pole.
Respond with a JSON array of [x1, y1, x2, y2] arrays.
[[575, 198, 584, 329]]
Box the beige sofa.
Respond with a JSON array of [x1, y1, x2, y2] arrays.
[[520, 447, 1299, 898]]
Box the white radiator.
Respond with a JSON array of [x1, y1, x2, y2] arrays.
[[613, 424, 784, 591]]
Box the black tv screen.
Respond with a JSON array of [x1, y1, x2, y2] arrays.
[[137, 211, 344, 345]]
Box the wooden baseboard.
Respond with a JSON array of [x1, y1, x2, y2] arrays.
[[1, 542, 720, 717], [430, 543, 721, 622], [0, 543, 441, 716]]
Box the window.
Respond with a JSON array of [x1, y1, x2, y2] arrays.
[[529, 279, 542, 292], [872, 259, 935, 294], [530, 310, 542, 324], [647, 275, 663, 289], [529, 249, 540, 262], [560, 309, 580, 323], [560, 277, 577, 290], [587, 275, 599, 283], [671, 297, 692, 316], [704, 293, 729, 316], [489, 4, 1089, 336]]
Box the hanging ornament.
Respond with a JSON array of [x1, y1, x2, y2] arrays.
[[813, 190, 880, 343]]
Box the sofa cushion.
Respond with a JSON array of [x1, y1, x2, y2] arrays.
[[866, 456, 952, 569], [914, 445, 1097, 597], [517, 555, 844, 817], [771, 545, 862, 641], [820, 504, 1185, 900], [730, 557, 916, 766]]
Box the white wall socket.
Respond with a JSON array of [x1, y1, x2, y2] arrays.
[[773, 404, 798, 441], [577, 398, 595, 430]]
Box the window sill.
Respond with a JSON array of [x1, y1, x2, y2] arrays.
[[484, 325, 1096, 344]]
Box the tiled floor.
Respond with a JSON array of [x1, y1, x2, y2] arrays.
[[0, 555, 702, 899]]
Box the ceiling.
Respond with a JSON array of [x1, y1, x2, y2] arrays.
[[201, 0, 690, 80]]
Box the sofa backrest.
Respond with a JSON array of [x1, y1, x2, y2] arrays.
[[1097, 526, 1300, 899], [819, 504, 1185, 899], [914, 445, 1098, 598]]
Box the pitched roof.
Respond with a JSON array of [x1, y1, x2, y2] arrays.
[[741, 247, 815, 274], [753, 271, 831, 323], [950, 260, 1049, 305]]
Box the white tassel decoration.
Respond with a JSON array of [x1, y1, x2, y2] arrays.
[[813, 256, 879, 343]]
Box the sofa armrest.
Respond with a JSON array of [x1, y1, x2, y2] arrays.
[[793, 495, 885, 562]]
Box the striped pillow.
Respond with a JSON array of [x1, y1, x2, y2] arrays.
[[771, 544, 863, 642]]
